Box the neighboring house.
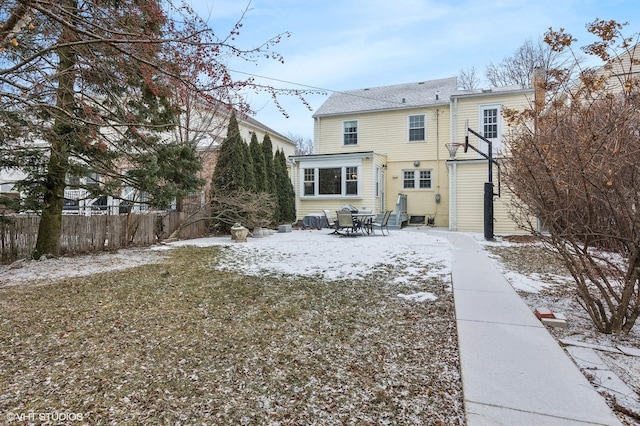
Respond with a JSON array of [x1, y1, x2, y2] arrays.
[[194, 110, 296, 208], [0, 108, 295, 215], [289, 77, 534, 233], [589, 42, 639, 95]]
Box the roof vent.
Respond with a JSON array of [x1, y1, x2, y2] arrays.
[[364, 88, 370, 91], [418, 82, 425, 84]]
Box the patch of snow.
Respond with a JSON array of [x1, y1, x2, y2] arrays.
[[158, 227, 451, 283], [397, 292, 438, 302], [0, 249, 166, 287]]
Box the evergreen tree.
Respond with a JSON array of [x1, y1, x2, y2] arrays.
[[210, 111, 245, 193], [1, 1, 308, 257], [250, 133, 268, 192], [261, 134, 276, 194], [274, 149, 296, 224], [240, 133, 256, 192]]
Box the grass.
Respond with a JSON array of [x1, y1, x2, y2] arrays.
[[0, 246, 463, 425]]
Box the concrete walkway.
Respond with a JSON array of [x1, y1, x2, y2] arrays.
[[440, 231, 622, 425]]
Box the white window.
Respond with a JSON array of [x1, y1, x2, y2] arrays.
[[303, 168, 315, 196], [408, 114, 425, 141], [302, 165, 360, 197], [343, 120, 358, 145], [403, 170, 432, 189], [478, 104, 502, 156], [345, 166, 358, 195]]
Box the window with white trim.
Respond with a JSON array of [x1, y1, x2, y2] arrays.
[[483, 108, 498, 139], [343, 120, 358, 145], [319, 168, 341, 194], [408, 114, 425, 141], [478, 104, 502, 155], [304, 168, 315, 196], [403, 170, 432, 189], [345, 166, 358, 195], [302, 166, 360, 196]]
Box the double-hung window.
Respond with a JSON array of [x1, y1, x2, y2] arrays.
[[403, 170, 432, 189], [345, 167, 358, 195], [343, 120, 358, 145], [408, 114, 425, 142], [479, 104, 502, 155], [304, 169, 315, 196]]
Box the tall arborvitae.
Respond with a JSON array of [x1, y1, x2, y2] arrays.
[[240, 133, 256, 192], [274, 149, 296, 224], [210, 111, 245, 193], [261, 134, 276, 194], [249, 133, 268, 192]]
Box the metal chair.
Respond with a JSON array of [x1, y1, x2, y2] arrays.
[[336, 210, 358, 236], [323, 209, 339, 234], [370, 210, 392, 236]]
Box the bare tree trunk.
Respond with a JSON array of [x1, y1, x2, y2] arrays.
[[33, 148, 67, 259], [33, 0, 77, 259]]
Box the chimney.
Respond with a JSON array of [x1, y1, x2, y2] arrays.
[[532, 67, 546, 113]]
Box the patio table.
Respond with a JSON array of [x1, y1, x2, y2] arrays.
[[351, 212, 376, 235]]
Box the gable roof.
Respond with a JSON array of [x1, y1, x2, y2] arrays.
[[313, 76, 458, 117], [239, 112, 295, 146]]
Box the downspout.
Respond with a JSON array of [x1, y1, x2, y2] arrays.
[[370, 156, 376, 213], [314, 116, 320, 154], [435, 108, 440, 222], [289, 158, 298, 220], [451, 162, 457, 231], [450, 97, 458, 231]]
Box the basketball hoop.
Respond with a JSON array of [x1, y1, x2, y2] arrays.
[[445, 143, 463, 159]]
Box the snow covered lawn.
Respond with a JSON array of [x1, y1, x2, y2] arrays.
[[2, 227, 637, 423], [0, 228, 463, 424]]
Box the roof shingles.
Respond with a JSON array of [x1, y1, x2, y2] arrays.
[[313, 76, 458, 117]]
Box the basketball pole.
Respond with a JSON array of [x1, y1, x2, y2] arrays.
[[463, 120, 500, 241]]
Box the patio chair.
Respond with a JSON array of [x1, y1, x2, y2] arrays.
[[370, 210, 392, 236], [336, 210, 358, 236], [323, 209, 339, 234]]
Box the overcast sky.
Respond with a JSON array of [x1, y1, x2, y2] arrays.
[[190, 0, 638, 141]]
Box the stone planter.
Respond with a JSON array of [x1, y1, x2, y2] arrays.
[[230, 223, 249, 242]]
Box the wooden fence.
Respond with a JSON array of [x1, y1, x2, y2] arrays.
[[0, 211, 210, 264]]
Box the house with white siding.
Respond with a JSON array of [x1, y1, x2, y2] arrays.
[[0, 108, 295, 215], [288, 77, 534, 234]]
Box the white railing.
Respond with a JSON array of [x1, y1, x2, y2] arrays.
[[394, 193, 408, 227]]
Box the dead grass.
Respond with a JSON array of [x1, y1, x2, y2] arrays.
[[0, 246, 463, 425]]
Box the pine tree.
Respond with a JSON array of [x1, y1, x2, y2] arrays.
[[274, 149, 296, 224], [249, 133, 268, 193], [1, 1, 309, 257]]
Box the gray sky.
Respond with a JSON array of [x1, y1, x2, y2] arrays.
[[192, 0, 638, 140]]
